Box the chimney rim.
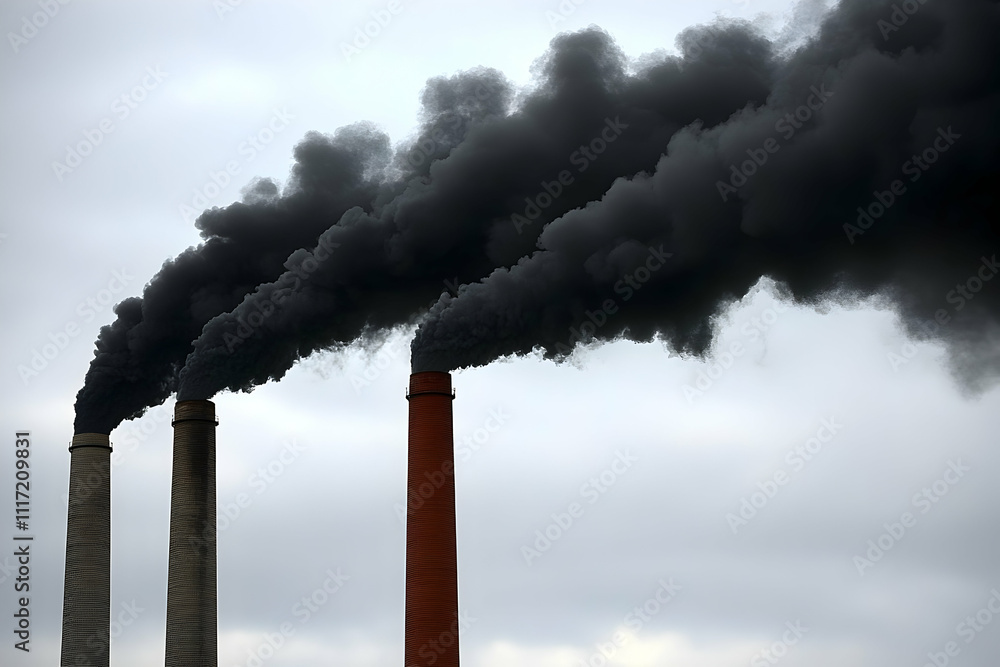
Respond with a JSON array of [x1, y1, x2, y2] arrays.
[[69, 432, 112, 452], [406, 370, 455, 400], [173, 398, 218, 425]]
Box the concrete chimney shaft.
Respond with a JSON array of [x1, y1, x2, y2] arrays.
[[405, 371, 460, 667], [61, 432, 112, 667], [166, 399, 218, 667]]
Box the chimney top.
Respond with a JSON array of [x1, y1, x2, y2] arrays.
[[69, 432, 111, 452], [407, 371, 454, 400], [173, 399, 218, 425]]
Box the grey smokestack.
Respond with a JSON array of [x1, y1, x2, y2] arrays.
[[61, 433, 112, 667], [165, 400, 218, 666]]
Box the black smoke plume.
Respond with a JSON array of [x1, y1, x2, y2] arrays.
[[411, 0, 1000, 388], [76, 0, 1000, 432], [174, 21, 774, 399], [73, 125, 393, 433]]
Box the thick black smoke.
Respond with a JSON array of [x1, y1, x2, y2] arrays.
[[73, 124, 394, 433], [78, 0, 1000, 430], [173, 21, 774, 399], [412, 0, 1000, 392]]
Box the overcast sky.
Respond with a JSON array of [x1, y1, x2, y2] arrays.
[[2, 1, 999, 666]]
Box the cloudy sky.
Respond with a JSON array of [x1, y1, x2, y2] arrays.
[[2, 0, 999, 666]]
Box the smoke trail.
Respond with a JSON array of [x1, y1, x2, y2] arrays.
[[73, 124, 394, 433], [174, 23, 774, 400], [78, 0, 1000, 426], [412, 0, 1000, 393]]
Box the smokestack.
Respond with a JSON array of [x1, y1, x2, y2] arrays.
[[165, 400, 218, 666], [61, 433, 112, 667], [405, 371, 460, 667]]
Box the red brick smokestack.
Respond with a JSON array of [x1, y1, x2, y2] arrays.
[[405, 371, 460, 667]]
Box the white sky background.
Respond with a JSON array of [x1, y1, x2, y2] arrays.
[[1, 0, 999, 665]]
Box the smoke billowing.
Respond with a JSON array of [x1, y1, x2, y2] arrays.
[[411, 0, 1000, 380], [73, 126, 393, 433], [76, 0, 1000, 433]]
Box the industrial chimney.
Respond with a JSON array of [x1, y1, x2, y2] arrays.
[[165, 399, 218, 667], [61, 432, 112, 667], [405, 371, 461, 667]]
